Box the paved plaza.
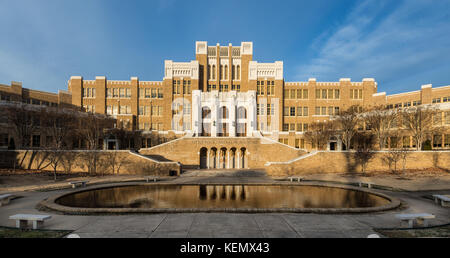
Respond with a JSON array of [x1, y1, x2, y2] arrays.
[[0, 171, 449, 238]]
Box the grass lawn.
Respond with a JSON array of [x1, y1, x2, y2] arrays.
[[0, 226, 72, 238], [376, 224, 450, 238]]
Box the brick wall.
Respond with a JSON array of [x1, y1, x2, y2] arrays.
[[265, 151, 450, 176], [0, 150, 181, 176]]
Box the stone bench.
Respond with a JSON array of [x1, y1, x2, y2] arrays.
[[432, 195, 450, 207], [358, 182, 374, 188], [288, 176, 304, 182], [69, 181, 88, 188], [0, 194, 13, 207], [395, 213, 435, 228], [144, 176, 160, 183], [9, 214, 52, 229]]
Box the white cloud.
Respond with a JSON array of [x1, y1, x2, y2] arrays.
[[295, 0, 450, 92]]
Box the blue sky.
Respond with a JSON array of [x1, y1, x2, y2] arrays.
[[0, 0, 449, 94]]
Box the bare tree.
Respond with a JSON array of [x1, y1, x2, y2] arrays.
[[401, 106, 441, 150], [334, 106, 362, 150], [365, 105, 398, 150], [42, 108, 77, 180], [353, 132, 376, 174], [304, 121, 336, 150], [76, 113, 114, 175], [3, 103, 41, 148]]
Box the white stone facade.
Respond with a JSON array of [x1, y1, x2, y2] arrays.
[[192, 90, 257, 137]]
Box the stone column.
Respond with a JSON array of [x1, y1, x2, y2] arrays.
[[211, 93, 218, 137], [207, 149, 210, 169], [192, 91, 202, 136], [236, 151, 240, 169], [227, 150, 230, 169]]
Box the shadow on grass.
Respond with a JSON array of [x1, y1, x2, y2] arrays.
[[0, 226, 72, 238], [375, 224, 450, 238]]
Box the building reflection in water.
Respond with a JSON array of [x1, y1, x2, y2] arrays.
[[198, 185, 247, 201]]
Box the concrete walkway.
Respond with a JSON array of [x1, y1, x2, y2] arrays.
[[0, 171, 449, 238]]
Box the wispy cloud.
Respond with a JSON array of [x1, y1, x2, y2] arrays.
[[295, 0, 450, 93]]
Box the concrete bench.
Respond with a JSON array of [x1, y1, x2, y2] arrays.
[[358, 182, 374, 188], [9, 214, 52, 229], [144, 176, 160, 183], [68, 181, 88, 188], [432, 195, 450, 207], [395, 213, 435, 228], [0, 194, 13, 207], [288, 176, 304, 182]]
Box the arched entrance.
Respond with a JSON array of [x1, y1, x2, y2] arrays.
[[230, 148, 237, 169], [199, 147, 208, 169], [220, 148, 227, 168], [210, 148, 217, 168], [240, 147, 246, 168]]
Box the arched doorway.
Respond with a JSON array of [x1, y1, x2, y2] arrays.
[[240, 147, 246, 168], [230, 148, 237, 169], [200, 147, 208, 169], [211, 148, 217, 168], [220, 147, 227, 168]]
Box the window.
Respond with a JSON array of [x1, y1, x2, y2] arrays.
[[283, 124, 289, 132], [316, 89, 320, 99], [432, 98, 441, 104], [289, 123, 295, 131], [445, 134, 450, 147], [303, 89, 308, 99], [303, 107, 308, 116], [334, 89, 340, 99], [334, 107, 340, 115], [322, 89, 327, 99], [107, 105, 112, 115], [296, 123, 302, 132], [119, 88, 125, 98], [315, 107, 320, 115], [290, 107, 296, 117], [139, 106, 144, 116], [445, 111, 450, 125], [328, 89, 333, 99], [284, 90, 290, 99], [297, 107, 302, 117], [350, 89, 363, 99], [433, 135, 442, 148], [284, 107, 290, 117], [151, 89, 157, 98], [32, 135, 40, 148], [290, 89, 296, 99], [183, 103, 191, 115], [303, 123, 308, 131], [322, 107, 326, 115]]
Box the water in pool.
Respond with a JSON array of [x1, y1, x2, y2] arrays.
[[56, 184, 390, 209]]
